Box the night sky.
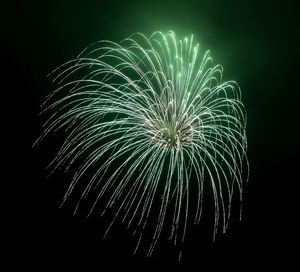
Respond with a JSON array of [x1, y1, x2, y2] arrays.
[[4, 0, 298, 269]]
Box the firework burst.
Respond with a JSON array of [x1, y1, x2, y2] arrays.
[[36, 31, 248, 258]]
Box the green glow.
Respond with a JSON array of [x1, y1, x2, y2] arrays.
[[36, 31, 248, 258]]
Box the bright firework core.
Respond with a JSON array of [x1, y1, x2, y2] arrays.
[[145, 114, 195, 149], [144, 92, 198, 149]]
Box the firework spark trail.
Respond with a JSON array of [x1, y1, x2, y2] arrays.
[[35, 31, 248, 258]]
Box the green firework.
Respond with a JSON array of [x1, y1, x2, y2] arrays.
[[36, 31, 248, 257]]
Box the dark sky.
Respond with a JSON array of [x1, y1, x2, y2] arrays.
[[3, 0, 298, 269]]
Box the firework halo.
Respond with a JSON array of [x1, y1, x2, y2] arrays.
[[35, 31, 248, 259]]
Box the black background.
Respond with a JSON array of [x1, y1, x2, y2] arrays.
[[3, 0, 298, 269]]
